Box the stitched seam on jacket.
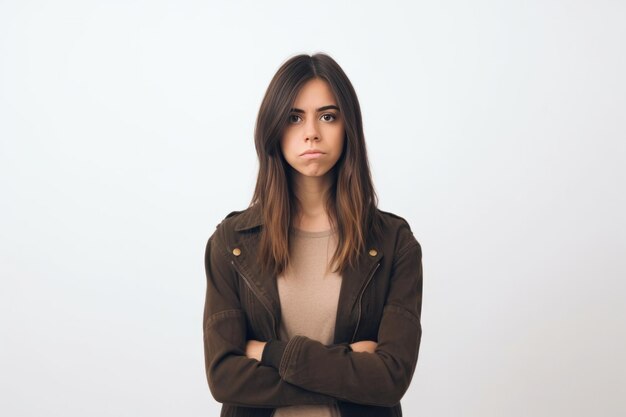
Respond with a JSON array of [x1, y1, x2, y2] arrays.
[[278, 336, 297, 377], [394, 241, 420, 266], [205, 309, 243, 329], [278, 341, 289, 376], [292, 336, 306, 377], [279, 335, 303, 378], [384, 303, 420, 326]]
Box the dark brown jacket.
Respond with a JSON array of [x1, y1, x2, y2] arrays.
[[203, 204, 423, 417]]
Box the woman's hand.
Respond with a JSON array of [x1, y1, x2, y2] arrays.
[[245, 340, 267, 361], [349, 340, 378, 353]]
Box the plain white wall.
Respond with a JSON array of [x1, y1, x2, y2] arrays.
[[1, 1, 624, 416]]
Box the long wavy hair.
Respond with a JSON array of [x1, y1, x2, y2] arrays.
[[250, 53, 383, 277]]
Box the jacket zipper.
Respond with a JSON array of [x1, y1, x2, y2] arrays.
[[231, 260, 279, 339], [350, 262, 381, 343]]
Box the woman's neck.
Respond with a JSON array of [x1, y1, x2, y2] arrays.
[[291, 171, 333, 232]]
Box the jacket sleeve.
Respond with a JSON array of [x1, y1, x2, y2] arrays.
[[202, 229, 337, 408], [260, 228, 423, 407]]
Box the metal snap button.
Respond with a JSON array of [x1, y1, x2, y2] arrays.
[[232, 248, 241, 256], [368, 249, 377, 256]]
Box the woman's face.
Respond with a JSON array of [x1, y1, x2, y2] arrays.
[[280, 78, 345, 180]]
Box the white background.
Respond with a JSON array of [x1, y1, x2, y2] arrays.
[[1, 1, 625, 416]]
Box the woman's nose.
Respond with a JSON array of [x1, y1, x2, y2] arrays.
[[304, 119, 320, 141]]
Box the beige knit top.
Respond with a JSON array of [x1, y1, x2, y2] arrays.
[[272, 226, 342, 417]]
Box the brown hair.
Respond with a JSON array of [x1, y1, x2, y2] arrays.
[[250, 52, 382, 277]]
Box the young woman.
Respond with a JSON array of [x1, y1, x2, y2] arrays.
[[203, 53, 423, 417]]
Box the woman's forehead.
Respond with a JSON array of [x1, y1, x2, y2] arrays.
[[292, 78, 338, 108]]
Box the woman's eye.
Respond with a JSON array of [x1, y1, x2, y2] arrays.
[[288, 114, 301, 123], [321, 113, 336, 122]]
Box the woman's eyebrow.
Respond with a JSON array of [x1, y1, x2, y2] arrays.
[[290, 105, 340, 113]]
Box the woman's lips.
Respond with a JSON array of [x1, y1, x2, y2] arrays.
[[300, 152, 325, 159]]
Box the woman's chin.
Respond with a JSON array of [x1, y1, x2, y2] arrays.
[[296, 167, 333, 178]]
